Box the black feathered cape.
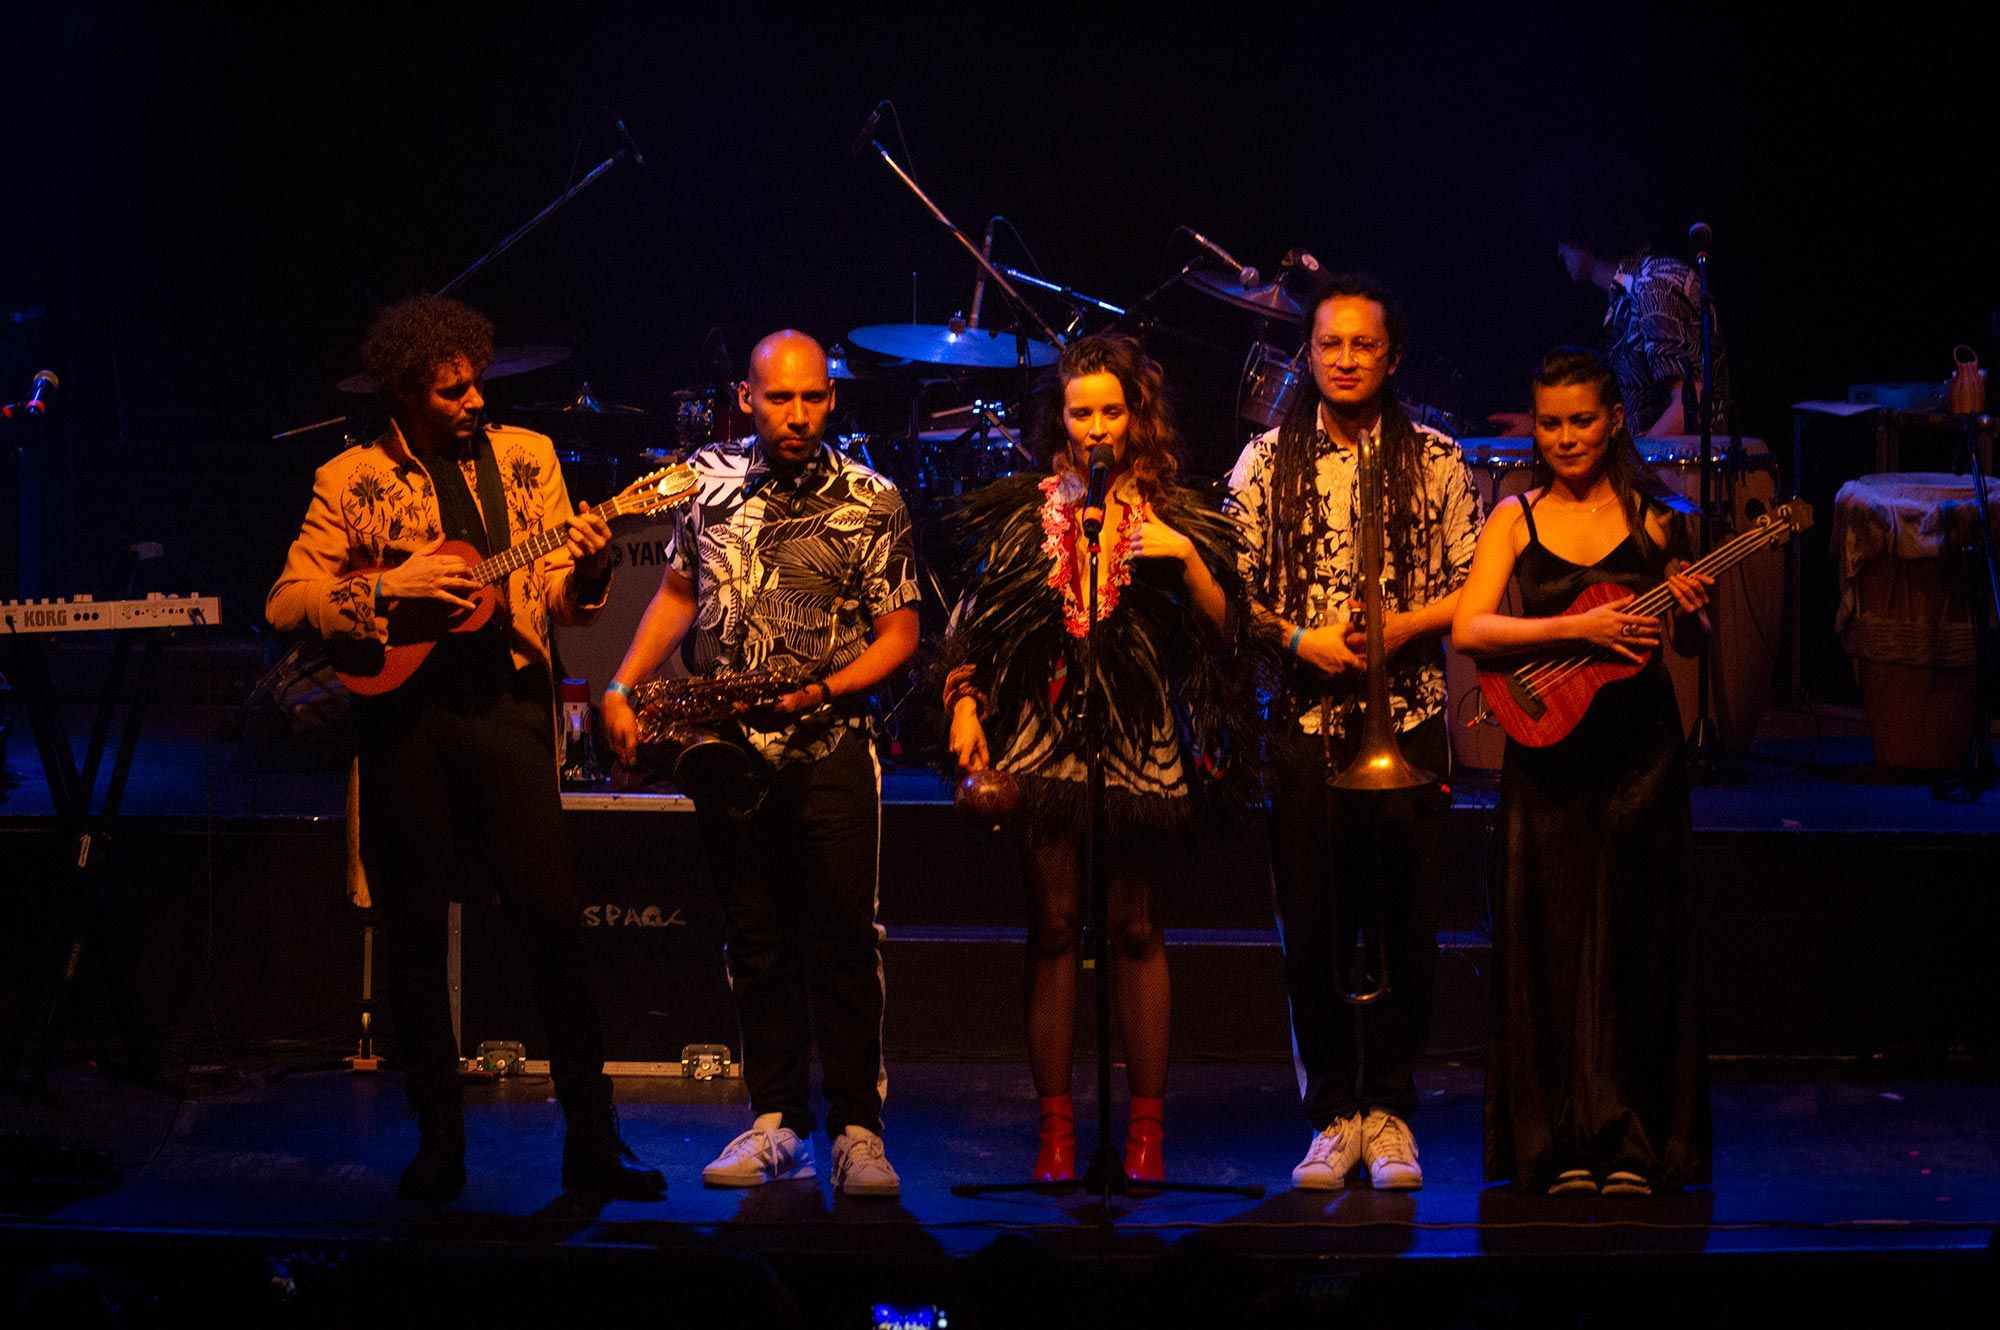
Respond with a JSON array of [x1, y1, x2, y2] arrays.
[[939, 471, 1260, 836]]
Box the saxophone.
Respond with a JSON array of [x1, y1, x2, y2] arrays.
[[630, 668, 806, 799]]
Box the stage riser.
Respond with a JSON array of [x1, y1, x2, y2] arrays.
[[5, 812, 1993, 1064]]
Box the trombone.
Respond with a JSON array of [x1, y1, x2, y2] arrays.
[[1319, 426, 1435, 1006]]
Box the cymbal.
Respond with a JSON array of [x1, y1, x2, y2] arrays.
[[514, 382, 649, 416], [1182, 269, 1309, 324], [846, 323, 1058, 370], [336, 344, 574, 395]]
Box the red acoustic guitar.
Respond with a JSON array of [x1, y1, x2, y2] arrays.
[[1475, 499, 1813, 747], [330, 464, 697, 696]]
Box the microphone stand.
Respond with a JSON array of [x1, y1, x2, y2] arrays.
[[272, 138, 642, 442], [857, 133, 1065, 351], [952, 488, 1263, 1224], [1686, 242, 1725, 777], [439, 141, 641, 296]]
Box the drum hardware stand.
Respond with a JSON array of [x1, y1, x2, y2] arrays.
[[1934, 413, 2000, 801], [951, 471, 1263, 1222], [272, 110, 644, 443]]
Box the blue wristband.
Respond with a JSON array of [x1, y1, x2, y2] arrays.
[[372, 574, 386, 615], [605, 680, 634, 702], [1286, 625, 1306, 657]]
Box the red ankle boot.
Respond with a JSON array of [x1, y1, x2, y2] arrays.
[[1125, 1095, 1164, 1187], [1035, 1095, 1076, 1183]]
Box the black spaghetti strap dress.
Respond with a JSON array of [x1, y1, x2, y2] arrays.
[[1484, 496, 1712, 1189]]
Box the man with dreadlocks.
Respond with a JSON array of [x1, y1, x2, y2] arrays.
[[1227, 275, 1483, 1192]]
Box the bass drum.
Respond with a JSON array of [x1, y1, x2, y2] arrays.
[[1443, 437, 1783, 771]]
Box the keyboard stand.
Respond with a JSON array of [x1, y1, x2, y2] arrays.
[[1, 627, 170, 1095]]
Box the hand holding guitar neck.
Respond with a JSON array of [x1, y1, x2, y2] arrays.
[[380, 544, 479, 611], [562, 500, 614, 576]]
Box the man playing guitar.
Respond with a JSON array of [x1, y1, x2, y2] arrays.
[[267, 294, 663, 1204]]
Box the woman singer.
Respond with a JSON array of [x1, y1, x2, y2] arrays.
[[941, 334, 1250, 1186]]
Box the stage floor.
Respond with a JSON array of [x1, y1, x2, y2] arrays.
[[6, 1059, 1996, 1263]]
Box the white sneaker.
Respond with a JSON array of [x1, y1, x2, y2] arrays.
[[1290, 1114, 1363, 1191], [701, 1113, 816, 1187], [831, 1125, 901, 1198], [1360, 1110, 1423, 1190]]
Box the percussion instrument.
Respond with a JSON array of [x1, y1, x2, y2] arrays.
[[846, 323, 1058, 370], [1834, 471, 2000, 770], [1181, 268, 1309, 324], [336, 345, 573, 395]]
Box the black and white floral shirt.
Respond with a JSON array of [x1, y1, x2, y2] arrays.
[[669, 438, 920, 767], [1605, 254, 1730, 436], [1227, 418, 1482, 734]]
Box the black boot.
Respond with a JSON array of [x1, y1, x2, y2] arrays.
[[561, 1081, 665, 1200], [399, 1088, 466, 1204]]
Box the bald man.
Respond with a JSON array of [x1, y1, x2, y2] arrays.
[[603, 331, 920, 1196]]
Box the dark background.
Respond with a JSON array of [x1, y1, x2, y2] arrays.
[[2, 1, 1993, 632]]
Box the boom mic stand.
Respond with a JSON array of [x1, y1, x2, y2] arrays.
[[952, 483, 1264, 1222], [1685, 223, 1726, 777], [853, 108, 1066, 355], [272, 111, 644, 442]]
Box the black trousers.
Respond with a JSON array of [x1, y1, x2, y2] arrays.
[[1267, 712, 1449, 1128], [356, 663, 607, 1112], [693, 729, 886, 1140]]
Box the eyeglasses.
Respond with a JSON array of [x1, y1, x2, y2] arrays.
[[1313, 337, 1389, 365]]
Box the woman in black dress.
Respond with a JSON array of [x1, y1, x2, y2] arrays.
[[1451, 347, 1713, 1196]]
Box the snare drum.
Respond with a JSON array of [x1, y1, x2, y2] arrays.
[[1239, 341, 1309, 429]]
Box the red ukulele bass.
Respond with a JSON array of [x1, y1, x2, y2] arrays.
[[330, 463, 697, 696], [1475, 499, 1813, 747]]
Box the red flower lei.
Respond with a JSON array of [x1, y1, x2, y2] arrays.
[[1039, 473, 1142, 639]]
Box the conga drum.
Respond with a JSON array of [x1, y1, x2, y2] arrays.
[[1640, 437, 1784, 752], [1443, 439, 1537, 770], [1834, 472, 2000, 770]]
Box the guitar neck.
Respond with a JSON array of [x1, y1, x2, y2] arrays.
[[465, 493, 640, 589], [1616, 513, 1790, 619]]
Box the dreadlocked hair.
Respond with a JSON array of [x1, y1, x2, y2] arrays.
[[1265, 274, 1433, 623], [1528, 345, 1665, 563], [1033, 333, 1182, 503]]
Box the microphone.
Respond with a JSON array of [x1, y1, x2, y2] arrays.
[[1183, 227, 1259, 287], [1688, 221, 1713, 262], [609, 108, 644, 168], [849, 101, 886, 157], [968, 215, 998, 331], [1, 370, 58, 419], [1081, 445, 1114, 544]]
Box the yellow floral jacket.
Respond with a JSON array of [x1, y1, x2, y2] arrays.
[[265, 421, 609, 674]]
